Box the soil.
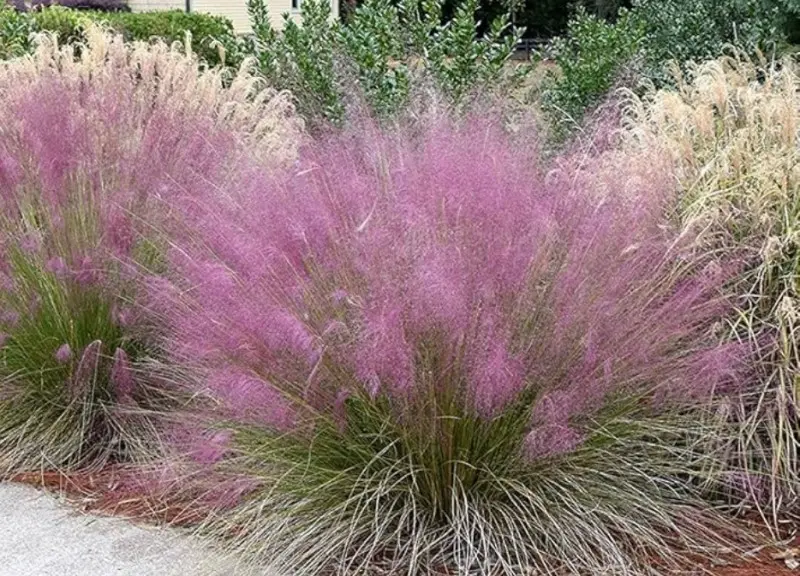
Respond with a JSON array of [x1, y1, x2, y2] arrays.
[[709, 546, 800, 575], [8, 468, 800, 576], [9, 467, 209, 527]]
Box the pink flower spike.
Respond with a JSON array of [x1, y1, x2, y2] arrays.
[[74, 256, 100, 286], [0, 273, 13, 292], [19, 233, 41, 254], [112, 305, 134, 327], [111, 347, 136, 403], [45, 256, 68, 278], [68, 340, 102, 401], [55, 343, 72, 364], [524, 425, 586, 460], [191, 429, 233, 465], [0, 310, 19, 327], [331, 289, 349, 304]]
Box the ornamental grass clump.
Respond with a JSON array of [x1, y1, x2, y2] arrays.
[[158, 119, 747, 575], [621, 54, 800, 520], [0, 27, 301, 474]]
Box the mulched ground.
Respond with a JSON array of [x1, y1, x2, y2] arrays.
[[10, 467, 209, 527], [710, 546, 800, 575], [9, 467, 800, 576]]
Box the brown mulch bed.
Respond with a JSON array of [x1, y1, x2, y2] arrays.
[[8, 468, 800, 575], [9, 467, 210, 527], [709, 543, 800, 575]]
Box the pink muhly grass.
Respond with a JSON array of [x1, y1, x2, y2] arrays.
[[45, 256, 68, 278], [160, 117, 742, 438], [0, 29, 300, 284], [0, 309, 19, 327], [54, 343, 72, 364], [67, 340, 102, 401], [0, 29, 292, 474], [112, 306, 135, 327], [190, 429, 234, 466], [156, 117, 751, 574], [110, 348, 136, 404], [19, 232, 41, 254], [205, 368, 296, 431]]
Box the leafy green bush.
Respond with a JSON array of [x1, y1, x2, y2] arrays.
[[633, 0, 782, 82], [96, 10, 240, 67], [2, 6, 237, 67], [245, 0, 522, 127], [426, 0, 521, 103], [246, 0, 345, 126], [0, 3, 33, 58], [540, 0, 789, 138], [27, 0, 130, 11], [774, 0, 800, 42], [339, 0, 410, 117], [30, 5, 83, 45], [542, 7, 644, 135]]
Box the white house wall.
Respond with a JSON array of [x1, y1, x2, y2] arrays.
[[127, 0, 339, 34], [127, 0, 184, 12]]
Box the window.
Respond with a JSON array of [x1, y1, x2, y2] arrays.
[[291, 0, 299, 9]]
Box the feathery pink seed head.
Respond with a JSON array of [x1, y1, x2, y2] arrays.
[[331, 289, 349, 305], [525, 425, 586, 460], [112, 305, 134, 327], [155, 117, 741, 462], [74, 256, 100, 286], [19, 233, 41, 254], [55, 343, 72, 364], [0, 273, 14, 292], [111, 347, 136, 403], [0, 309, 19, 327], [207, 368, 296, 431], [189, 429, 233, 465], [45, 256, 68, 278], [68, 340, 102, 400]]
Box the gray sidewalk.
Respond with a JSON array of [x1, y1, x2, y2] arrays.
[[0, 483, 241, 576]]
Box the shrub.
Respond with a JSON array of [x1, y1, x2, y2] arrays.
[[338, 0, 411, 118], [96, 10, 240, 67], [3, 6, 238, 67], [29, 5, 83, 44], [632, 0, 782, 83], [19, 0, 129, 12], [0, 2, 33, 58], [425, 0, 522, 104], [774, 0, 800, 43], [543, 6, 644, 135], [0, 26, 300, 474], [156, 119, 747, 574], [245, 0, 523, 128], [540, 0, 789, 139], [246, 0, 345, 127], [620, 54, 800, 519]]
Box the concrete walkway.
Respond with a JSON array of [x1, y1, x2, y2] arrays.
[[0, 483, 241, 576]]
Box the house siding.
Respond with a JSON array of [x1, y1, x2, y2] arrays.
[[128, 0, 184, 12], [127, 0, 339, 34]]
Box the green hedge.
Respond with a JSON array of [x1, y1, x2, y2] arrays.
[[0, 4, 34, 58], [18, 6, 238, 66], [542, 7, 644, 135], [95, 10, 239, 66], [29, 5, 84, 44]]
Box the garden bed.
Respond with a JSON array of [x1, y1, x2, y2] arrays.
[[6, 470, 799, 576], [0, 6, 797, 575]]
